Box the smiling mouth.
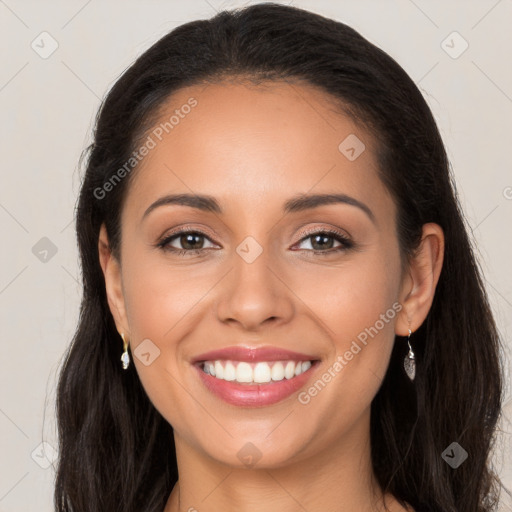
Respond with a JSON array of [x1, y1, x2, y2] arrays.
[[198, 359, 317, 385]]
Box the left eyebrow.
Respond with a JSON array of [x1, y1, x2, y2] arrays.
[[283, 193, 375, 224]]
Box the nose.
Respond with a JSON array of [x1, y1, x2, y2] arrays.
[[215, 245, 295, 332]]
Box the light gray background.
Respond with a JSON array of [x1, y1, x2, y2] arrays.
[[1, 1, 511, 510]]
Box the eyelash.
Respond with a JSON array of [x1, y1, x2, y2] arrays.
[[156, 226, 354, 257]]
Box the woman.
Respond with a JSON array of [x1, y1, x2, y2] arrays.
[[54, 3, 506, 511]]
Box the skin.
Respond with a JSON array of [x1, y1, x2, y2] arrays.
[[98, 80, 444, 512]]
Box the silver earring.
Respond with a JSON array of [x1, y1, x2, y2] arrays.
[[403, 329, 416, 381], [120, 332, 130, 370]]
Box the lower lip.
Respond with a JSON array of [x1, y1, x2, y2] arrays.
[[194, 361, 319, 407]]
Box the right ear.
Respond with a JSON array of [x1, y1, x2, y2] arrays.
[[98, 223, 130, 335]]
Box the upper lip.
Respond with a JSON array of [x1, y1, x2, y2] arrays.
[[191, 346, 319, 364]]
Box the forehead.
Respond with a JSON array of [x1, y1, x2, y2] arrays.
[[124, 80, 391, 223]]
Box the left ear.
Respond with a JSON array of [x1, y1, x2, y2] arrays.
[[395, 222, 445, 336]]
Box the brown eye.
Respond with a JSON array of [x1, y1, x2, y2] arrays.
[[157, 229, 218, 255], [309, 233, 336, 251], [294, 229, 353, 255], [176, 233, 206, 250]]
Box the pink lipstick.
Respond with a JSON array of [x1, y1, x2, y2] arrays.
[[192, 346, 320, 407]]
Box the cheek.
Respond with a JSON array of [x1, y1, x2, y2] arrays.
[[122, 252, 215, 339], [119, 252, 225, 419], [290, 254, 402, 451], [290, 248, 401, 405], [292, 249, 401, 342], [119, 257, 207, 428]]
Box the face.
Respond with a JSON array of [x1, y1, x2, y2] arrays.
[[102, 80, 414, 469]]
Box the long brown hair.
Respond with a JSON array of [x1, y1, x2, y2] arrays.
[[54, 3, 506, 511]]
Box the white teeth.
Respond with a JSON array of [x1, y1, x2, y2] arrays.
[[271, 362, 285, 381], [201, 359, 314, 384], [236, 362, 253, 383], [254, 362, 271, 383], [223, 361, 236, 381], [206, 362, 215, 376], [214, 361, 224, 379], [284, 361, 296, 379]]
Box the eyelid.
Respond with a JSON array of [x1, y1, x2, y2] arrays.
[[159, 225, 220, 245], [156, 224, 354, 254], [295, 225, 351, 242], [159, 224, 350, 244]]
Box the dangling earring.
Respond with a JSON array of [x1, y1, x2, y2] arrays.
[[120, 332, 130, 370], [403, 328, 416, 381]]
